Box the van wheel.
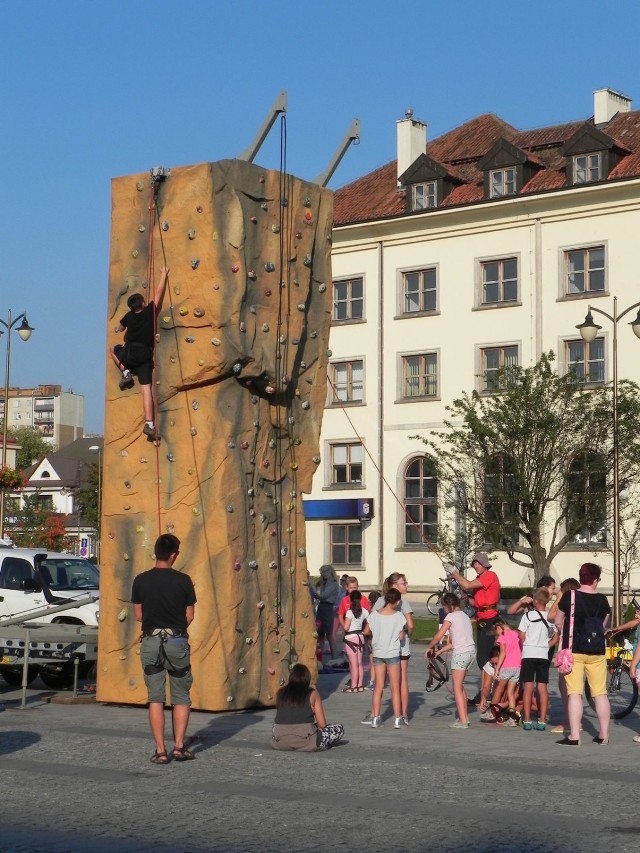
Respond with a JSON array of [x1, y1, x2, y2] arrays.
[[1, 667, 38, 687], [39, 666, 75, 690]]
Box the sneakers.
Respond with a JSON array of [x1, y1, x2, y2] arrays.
[[394, 717, 403, 729], [401, 716, 410, 726], [119, 371, 134, 391], [365, 682, 374, 690], [449, 720, 470, 729], [556, 737, 580, 746], [371, 716, 383, 728], [536, 721, 547, 731], [361, 712, 373, 726], [143, 423, 159, 440], [592, 736, 609, 745], [523, 721, 533, 731], [480, 710, 495, 722], [497, 717, 518, 727]]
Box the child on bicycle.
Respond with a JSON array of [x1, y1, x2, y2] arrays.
[[425, 592, 475, 729]]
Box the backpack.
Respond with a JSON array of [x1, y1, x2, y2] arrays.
[[573, 594, 606, 655]]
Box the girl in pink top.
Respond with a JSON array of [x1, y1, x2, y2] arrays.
[[492, 619, 522, 723]]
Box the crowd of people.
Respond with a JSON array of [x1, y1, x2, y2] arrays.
[[272, 554, 634, 752]]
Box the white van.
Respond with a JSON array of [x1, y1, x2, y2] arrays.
[[0, 548, 99, 626]]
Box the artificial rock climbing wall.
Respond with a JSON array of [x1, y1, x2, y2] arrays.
[[96, 159, 333, 711]]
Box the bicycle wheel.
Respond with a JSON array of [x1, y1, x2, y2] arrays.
[[585, 662, 638, 720], [426, 593, 442, 617]]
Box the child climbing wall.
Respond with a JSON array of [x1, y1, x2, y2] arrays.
[[97, 159, 333, 711]]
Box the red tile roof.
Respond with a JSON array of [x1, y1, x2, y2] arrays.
[[334, 111, 640, 226]]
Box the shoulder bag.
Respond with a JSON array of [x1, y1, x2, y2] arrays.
[[554, 590, 575, 674]]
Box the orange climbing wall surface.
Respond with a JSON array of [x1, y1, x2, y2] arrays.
[[96, 160, 333, 711]]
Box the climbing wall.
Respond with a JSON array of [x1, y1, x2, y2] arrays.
[[97, 159, 333, 711]]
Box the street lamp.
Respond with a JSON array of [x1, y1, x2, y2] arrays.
[[0, 310, 34, 539], [89, 444, 102, 563], [577, 296, 640, 625]]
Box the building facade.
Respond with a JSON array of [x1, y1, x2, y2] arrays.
[[304, 88, 640, 594], [0, 385, 84, 449]]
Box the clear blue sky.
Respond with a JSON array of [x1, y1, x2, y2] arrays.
[[2, 0, 639, 435]]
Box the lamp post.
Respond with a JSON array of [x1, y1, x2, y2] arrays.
[[89, 444, 102, 563], [577, 296, 640, 625], [0, 310, 34, 539]]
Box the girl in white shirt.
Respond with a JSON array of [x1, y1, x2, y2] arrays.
[[425, 592, 476, 729]]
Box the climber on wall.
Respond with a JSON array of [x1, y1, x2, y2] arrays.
[[110, 266, 169, 442]]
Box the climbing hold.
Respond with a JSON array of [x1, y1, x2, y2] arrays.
[[179, 306, 189, 316], [269, 561, 277, 569], [167, 523, 175, 534], [240, 322, 246, 333], [264, 289, 272, 297], [119, 654, 126, 661], [249, 508, 256, 516], [249, 560, 258, 569], [248, 270, 257, 281], [124, 504, 131, 511], [167, 453, 174, 462], [249, 305, 257, 314], [247, 488, 254, 496], [295, 389, 301, 398], [241, 440, 249, 450], [281, 197, 288, 206], [270, 527, 277, 536], [234, 560, 242, 571], [227, 504, 234, 513], [226, 696, 234, 703], [228, 441, 236, 449], [261, 202, 268, 210], [124, 480, 131, 489], [185, 336, 195, 343], [193, 307, 204, 317], [253, 419, 260, 428], [257, 601, 265, 610], [162, 315, 171, 325], [292, 338, 300, 345], [302, 401, 310, 410], [297, 303, 305, 312], [192, 507, 200, 515], [305, 377, 313, 385], [251, 395, 258, 404], [290, 490, 297, 497], [289, 417, 296, 426], [293, 278, 299, 286], [265, 385, 275, 395], [286, 501, 295, 512], [290, 462, 298, 470], [298, 548, 306, 557], [261, 323, 269, 332], [327, 348, 333, 357], [281, 545, 288, 556], [188, 468, 194, 475], [312, 455, 321, 464], [293, 437, 302, 445], [245, 637, 253, 645], [198, 359, 204, 366], [170, 356, 176, 364], [304, 211, 313, 222], [169, 419, 175, 427], [250, 216, 257, 223], [259, 175, 265, 183], [136, 181, 144, 191], [191, 259, 200, 270], [267, 667, 275, 676], [318, 282, 326, 293], [189, 427, 197, 437], [138, 224, 145, 232], [196, 205, 203, 213], [303, 255, 312, 266], [295, 231, 302, 239], [213, 283, 220, 290], [211, 337, 221, 346], [271, 224, 280, 233], [123, 553, 129, 561], [262, 458, 270, 468], [279, 335, 286, 344], [188, 228, 196, 239], [118, 609, 127, 622], [268, 438, 276, 449], [264, 262, 275, 272], [131, 249, 139, 258], [310, 330, 317, 339], [231, 263, 240, 273], [238, 667, 246, 675], [192, 400, 199, 410]]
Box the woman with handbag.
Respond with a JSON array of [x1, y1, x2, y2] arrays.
[[554, 563, 611, 746], [272, 664, 344, 751]]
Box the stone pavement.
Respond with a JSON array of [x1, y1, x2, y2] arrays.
[[0, 657, 638, 853]]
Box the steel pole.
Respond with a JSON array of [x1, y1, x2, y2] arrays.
[[0, 309, 13, 539], [612, 296, 621, 626]]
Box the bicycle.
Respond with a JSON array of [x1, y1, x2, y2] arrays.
[[426, 575, 474, 617], [584, 590, 640, 720]]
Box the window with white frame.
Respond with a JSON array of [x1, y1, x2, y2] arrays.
[[329, 360, 364, 404], [403, 456, 438, 547], [481, 345, 519, 391], [403, 267, 437, 314], [574, 153, 602, 184], [329, 523, 362, 565], [412, 181, 437, 210], [401, 353, 438, 398], [565, 246, 605, 295], [566, 451, 607, 545], [333, 277, 364, 322], [481, 258, 518, 305], [489, 168, 517, 198], [565, 337, 605, 384], [330, 443, 364, 486]]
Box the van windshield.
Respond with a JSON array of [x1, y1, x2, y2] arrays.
[[40, 558, 99, 591]]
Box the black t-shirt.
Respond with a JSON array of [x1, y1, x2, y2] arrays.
[[558, 589, 610, 652], [131, 567, 196, 633], [121, 302, 156, 348]]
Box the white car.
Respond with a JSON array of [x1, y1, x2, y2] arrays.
[[0, 548, 99, 626]]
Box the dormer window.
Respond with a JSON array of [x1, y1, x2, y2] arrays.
[[412, 181, 437, 210], [490, 168, 517, 198], [573, 153, 602, 184]]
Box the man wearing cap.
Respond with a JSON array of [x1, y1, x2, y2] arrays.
[[448, 552, 501, 676]]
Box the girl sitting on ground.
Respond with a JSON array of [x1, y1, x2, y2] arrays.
[[425, 592, 476, 730], [272, 664, 344, 751], [342, 590, 366, 692]]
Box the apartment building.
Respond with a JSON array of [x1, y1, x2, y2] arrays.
[[0, 385, 84, 449], [304, 88, 640, 592]]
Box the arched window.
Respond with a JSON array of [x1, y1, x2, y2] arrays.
[[403, 456, 438, 547], [484, 453, 519, 546], [567, 451, 607, 545]]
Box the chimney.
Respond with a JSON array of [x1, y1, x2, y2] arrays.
[[594, 88, 632, 126], [397, 108, 427, 184]]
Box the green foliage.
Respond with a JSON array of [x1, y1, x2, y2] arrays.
[[414, 352, 640, 581], [76, 463, 100, 532], [9, 494, 71, 551], [10, 427, 53, 471]]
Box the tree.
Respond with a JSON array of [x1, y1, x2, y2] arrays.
[[10, 427, 53, 471], [415, 352, 640, 582], [9, 494, 71, 551], [76, 463, 100, 533]]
